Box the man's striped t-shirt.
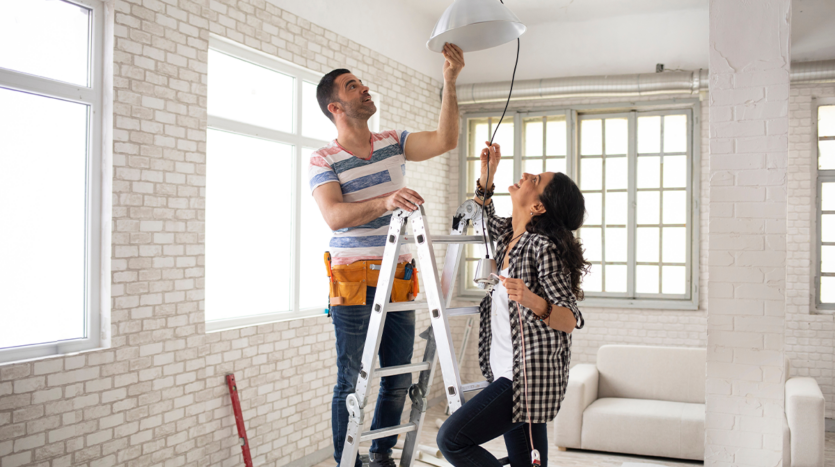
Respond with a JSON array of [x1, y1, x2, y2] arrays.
[[309, 130, 412, 266]]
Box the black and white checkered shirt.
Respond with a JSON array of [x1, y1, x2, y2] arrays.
[[476, 201, 585, 423]]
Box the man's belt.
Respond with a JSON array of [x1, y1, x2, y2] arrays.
[[324, 252, 419, 307]]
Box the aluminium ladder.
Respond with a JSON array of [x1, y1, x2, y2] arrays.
[[340, 200, 504, 467]]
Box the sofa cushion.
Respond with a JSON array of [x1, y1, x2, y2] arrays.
[[597, 345, 705, 404], [581, 398, 705, 461]]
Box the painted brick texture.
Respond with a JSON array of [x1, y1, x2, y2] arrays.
[[0, 0, 450, 466], [2, 1, 834, 466], [706, 0, 790, 464]]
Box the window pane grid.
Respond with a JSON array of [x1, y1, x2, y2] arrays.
[[819, 162, 835, 305], [0, 0, 92, 87], [0, 0, 105, 360], [579, 117, 629, 295], [206, 41, 335, 325], [634, 114, 689, 297], [523, 116, 567, 175], [578, 112, 690, 299], [460, 110, 692, 303], [817, 106, 834, 307]]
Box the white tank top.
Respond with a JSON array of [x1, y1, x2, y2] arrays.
[[489, 268, 513, 382]]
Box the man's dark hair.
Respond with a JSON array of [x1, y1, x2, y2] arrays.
[[317, 69, 351, 123]]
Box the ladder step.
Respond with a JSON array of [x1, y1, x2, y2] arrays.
[[373, 362, 431, 378], [400, 235, 484, 244], [359, 423, 416, 442], [385, 301, 427, 312], [462, 381, 489, 393], [383, 304, 479, 314], [447, 306, 479, 317]]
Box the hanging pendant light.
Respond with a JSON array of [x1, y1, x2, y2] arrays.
[[427, 0, 526, 53]]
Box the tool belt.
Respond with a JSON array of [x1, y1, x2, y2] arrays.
[[324, 252, 419, 307]]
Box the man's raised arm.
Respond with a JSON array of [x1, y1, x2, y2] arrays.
[[404, 43, 464, 162], [312, 183, 425, 231]]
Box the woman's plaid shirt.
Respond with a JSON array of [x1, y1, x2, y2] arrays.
[[477, 201, 585, 423]]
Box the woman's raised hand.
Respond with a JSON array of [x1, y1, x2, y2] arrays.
[[480, 141, 501, 188]]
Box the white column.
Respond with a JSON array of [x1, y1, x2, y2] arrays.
[[706, 0, 791, 465]]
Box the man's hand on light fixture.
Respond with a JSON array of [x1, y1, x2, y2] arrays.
[[442, 43, 465, 83]]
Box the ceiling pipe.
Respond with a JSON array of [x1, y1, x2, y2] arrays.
[[454, 59, 835, 104]]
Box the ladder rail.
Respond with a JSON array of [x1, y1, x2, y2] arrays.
[[352, 215, 407, 409], [340, 201, 491, 467], [400, 328, 439, 467], [340, 215, 409, 467], [410, 207, 466, 412]]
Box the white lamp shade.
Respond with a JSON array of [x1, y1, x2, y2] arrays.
[[427, 0, 526, 53]]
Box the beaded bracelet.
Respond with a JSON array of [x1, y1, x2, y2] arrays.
[[537, 302, 553, 322], [475, 178, 495, 200]]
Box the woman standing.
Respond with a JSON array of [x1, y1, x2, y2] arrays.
[[437, 142, 589, 467]]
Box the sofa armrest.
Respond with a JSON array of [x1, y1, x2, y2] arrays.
[[554, 364, 599, 449], [783, 413, 791, 467], [786, 377, 825, 467]]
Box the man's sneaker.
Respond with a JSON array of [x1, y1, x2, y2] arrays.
[[368, 452, 396, 467]]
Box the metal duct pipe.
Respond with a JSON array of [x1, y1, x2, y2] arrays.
[[792, 59, 835, 84], [455, 60, 835, 104]]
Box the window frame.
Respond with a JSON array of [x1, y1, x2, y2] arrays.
[[457, 100, 701, 310], [0, 0, 111, 364], [814, 98, 835, 313], [205, 36, 379, 332]]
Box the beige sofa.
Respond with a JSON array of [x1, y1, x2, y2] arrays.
[[783, 375, 825, 467], [555, 345, 826, 465], [554, 345, 706, 460]]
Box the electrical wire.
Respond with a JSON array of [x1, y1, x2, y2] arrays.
[[479, 36, 520, 256]]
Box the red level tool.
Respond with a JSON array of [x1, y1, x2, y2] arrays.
[[226, 373, 253, 467]]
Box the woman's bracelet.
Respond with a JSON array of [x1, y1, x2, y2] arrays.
[[476, 178, 495, 200], [537, 300, 553, 322]]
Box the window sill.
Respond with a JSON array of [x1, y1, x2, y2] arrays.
[[0, 339, 107, 367], [812, 305, 835, 315], [205, 307, 329, 333]]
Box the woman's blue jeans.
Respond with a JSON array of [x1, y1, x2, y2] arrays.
[[331, 286, 415, 466], [437, 377, 548, 467]]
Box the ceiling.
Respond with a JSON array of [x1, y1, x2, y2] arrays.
[[267, 0, 835, 85]]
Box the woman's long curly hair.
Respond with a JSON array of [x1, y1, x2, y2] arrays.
[[526, 172, 591, 300]]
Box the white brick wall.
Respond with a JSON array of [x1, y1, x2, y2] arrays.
[[2, 1, 833, 465], [0, 1, 450, 466], [706, 0, 790, 463]]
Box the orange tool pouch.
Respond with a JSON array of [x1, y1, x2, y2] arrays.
[[324, 252, 418, 307]]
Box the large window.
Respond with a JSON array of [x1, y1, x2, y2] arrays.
[[206, 38, 378, 330], [0, 0, 108, 363], [460, 106, 698, 309], [817, 104, 835, 310]]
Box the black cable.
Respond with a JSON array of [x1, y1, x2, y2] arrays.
[[479, 36, 520, 257]]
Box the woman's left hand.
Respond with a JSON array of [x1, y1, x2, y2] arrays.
[[499, 276, 545, 313]]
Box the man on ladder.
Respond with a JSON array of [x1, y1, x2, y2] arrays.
[[310, 44, 465, 467]]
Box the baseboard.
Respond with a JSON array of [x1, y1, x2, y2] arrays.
[[826, 418, 835, 432], [285, 446, 332, 467]]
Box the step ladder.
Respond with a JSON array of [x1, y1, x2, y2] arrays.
[[340, 200, 506, 467]]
